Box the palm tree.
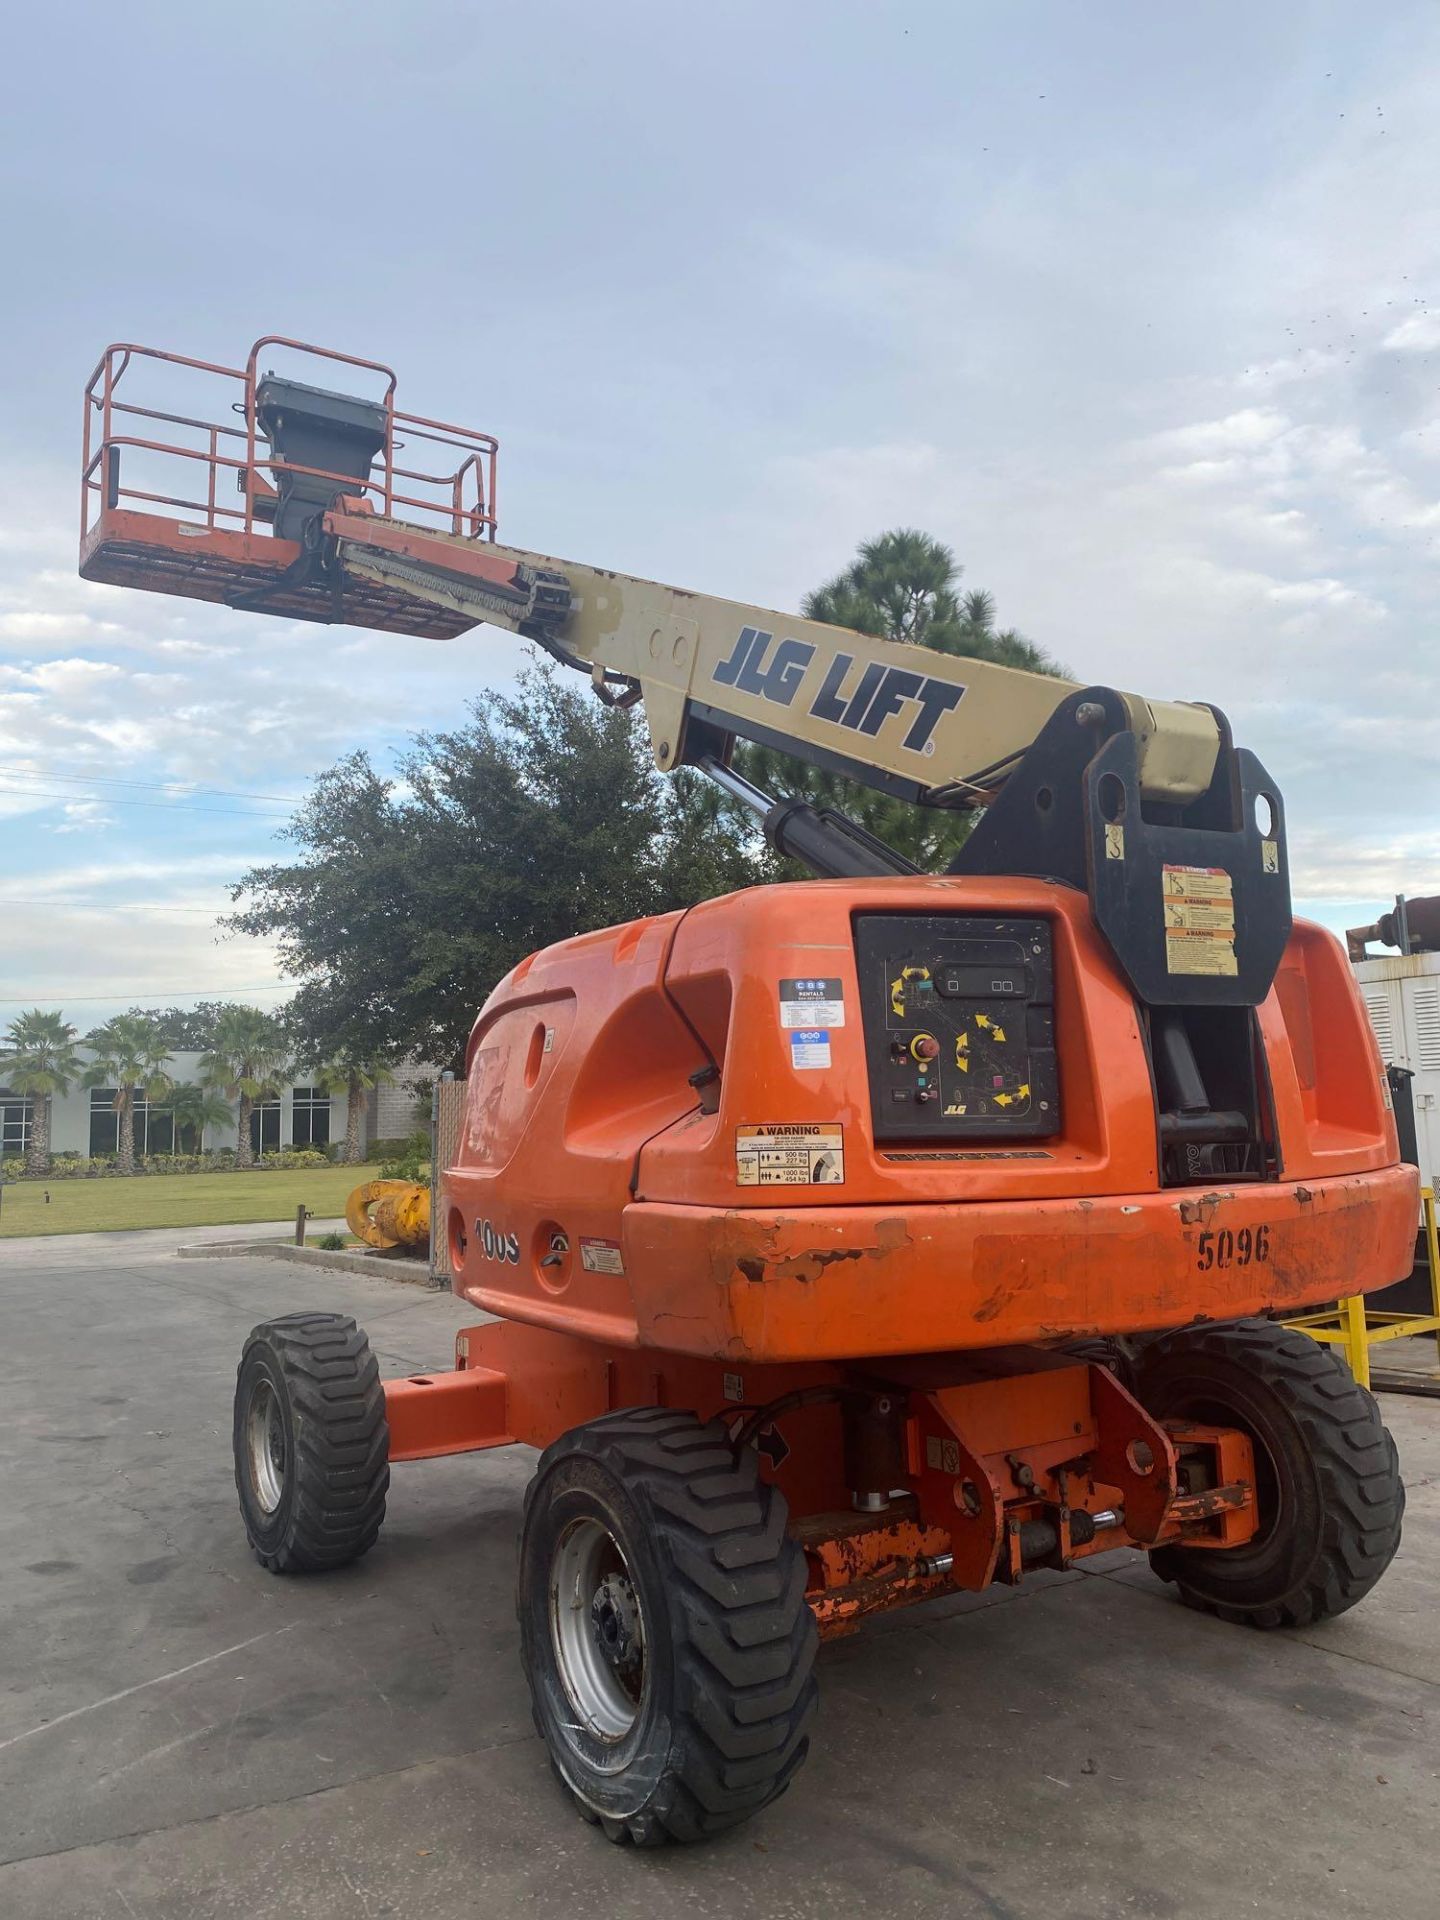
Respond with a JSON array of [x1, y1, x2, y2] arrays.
[[314, 1056, 394, 1165], [1, 1009, 81, 1177], [82, 1014, 173, 1176], [199, 1007, 289, 1170], [168, 1082, 235, 1156]]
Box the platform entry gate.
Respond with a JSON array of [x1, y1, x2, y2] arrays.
[[428, 1074, 467, 1286]]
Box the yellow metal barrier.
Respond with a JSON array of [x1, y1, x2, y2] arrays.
[[1285, 1186, 1440, 1389]]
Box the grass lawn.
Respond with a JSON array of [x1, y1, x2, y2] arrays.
[[0, 1163, 383, 1239]]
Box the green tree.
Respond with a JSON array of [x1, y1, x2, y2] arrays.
[[167, 1081, 235, 1155], [737, 529, 1066, 868], [82, 1014, 173, 1176], [1, 1009, 81, 1176], [230, 665, 776, 1069], [125, 1002, 239, 1051], [198, 1007, 290, 1170], [313, 1055, 395, 1165]]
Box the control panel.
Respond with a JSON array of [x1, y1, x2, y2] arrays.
[[854, 914, 1059, 1141]]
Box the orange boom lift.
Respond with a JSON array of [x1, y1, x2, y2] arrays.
[[82, 339, 1415, 1845]]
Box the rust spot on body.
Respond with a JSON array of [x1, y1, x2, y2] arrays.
[[1178, 1191, 1230, 1226]]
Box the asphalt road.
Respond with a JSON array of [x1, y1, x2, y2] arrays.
[[1, 1229, 1437, 1919]]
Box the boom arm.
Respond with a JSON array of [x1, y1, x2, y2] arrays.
[[333, 514, 1221, 810]]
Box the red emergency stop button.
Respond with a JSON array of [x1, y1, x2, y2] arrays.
[[910, 1033, 940, 1063]]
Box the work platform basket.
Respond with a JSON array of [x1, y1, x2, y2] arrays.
[[80, 335, 499, 638]]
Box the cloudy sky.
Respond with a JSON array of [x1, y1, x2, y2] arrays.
[[3, 1, 1438, 1028]]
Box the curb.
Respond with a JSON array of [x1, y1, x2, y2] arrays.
[[176, 1239, 436, 1287]]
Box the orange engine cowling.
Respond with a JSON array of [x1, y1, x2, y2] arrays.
[[443, 876, 1417, 1364]]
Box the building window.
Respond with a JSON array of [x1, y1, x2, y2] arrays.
[[1, 1090, 33, 1156], [140, 1099, 174, 1156], [249, 1099, 282, 1157], [291, 1085, 331, 1148], [88, 1089, 175, 1155], [90, 1088, 119, 1156]]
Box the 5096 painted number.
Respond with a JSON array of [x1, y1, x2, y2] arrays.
[[1196, 1224, 1270, 1271]]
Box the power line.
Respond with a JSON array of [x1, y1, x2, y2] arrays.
[[0, 897, 233, 913], [0, 782, 292, 820], [0, 984, 292, 1004], [0, 762, 307, 806]]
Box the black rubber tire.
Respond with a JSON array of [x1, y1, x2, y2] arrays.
[[1134, 1318, 1403, 1628], [233, 1312, 389, 1573], [518, 1406, 818, 1845]]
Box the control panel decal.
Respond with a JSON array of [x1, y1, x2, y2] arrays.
[[882, 1149, 1056, 1162], [736, 1123, 845, 1185]]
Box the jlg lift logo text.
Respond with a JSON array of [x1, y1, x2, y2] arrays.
[[712, 626, 965, 753]]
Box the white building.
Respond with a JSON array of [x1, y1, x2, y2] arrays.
[[0, 1051, 341, 1160], [0, 1051, 433, 1162]]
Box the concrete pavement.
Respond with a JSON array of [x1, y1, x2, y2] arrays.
[[1, 1230, 1437, 1918]]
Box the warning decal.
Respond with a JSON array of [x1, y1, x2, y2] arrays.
[[579, 1237, 625, 1276], [779, 978, 845, 1028], [736, 1123, 845, 1186], [1162, 864, 1238, 978]]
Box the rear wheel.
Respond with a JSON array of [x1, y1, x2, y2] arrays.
[[233, 1313, 389, 1573], [1134, 1318, 1403, 1627], [518, 1407, 818, 1845]]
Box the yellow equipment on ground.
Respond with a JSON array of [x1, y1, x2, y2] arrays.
[[1286, 1187, 1440, 1389], [346, 1178, 431, 1253]]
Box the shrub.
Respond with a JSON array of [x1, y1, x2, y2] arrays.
[[316, 1231, 347, 1250], [378, 1129, 431, 1183], [2, 1148, 333, 1181], [368, 1136, 419, 1162]]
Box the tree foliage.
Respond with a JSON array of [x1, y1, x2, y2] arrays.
[[736, 529, 1066, 868], [81, 1013, 173, 1176], [197, 1006, 290, 1171], [1, 1009, 81, 1176], [229, 666, 778, 1070], [167, 1082, 235, 1154], [313, 1055, 395, 1165], [123, 1002, 238, 1051]]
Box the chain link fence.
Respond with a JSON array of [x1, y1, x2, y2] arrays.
[[428, 1074, 467, 1285]]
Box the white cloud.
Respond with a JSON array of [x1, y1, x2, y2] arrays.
[[1382, 312, 1440, 352], [0, 611, 123, 642], [1152, 408, 1291, 460], [47, 799, 117, 834], [1265, 577, 1378, 611]]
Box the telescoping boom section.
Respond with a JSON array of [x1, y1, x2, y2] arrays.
[[87, 337, 1413, 1847]]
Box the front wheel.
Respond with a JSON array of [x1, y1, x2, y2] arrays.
[[518, 1407, 818, 1845], [1134, 1318, 1403, 1628], [233, 1313, 389, 1573]]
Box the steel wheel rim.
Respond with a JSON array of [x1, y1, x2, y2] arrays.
[[246, 1377, 288, 1514], [550, 1516, 648, 1742]]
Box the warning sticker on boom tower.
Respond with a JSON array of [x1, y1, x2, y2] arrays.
[[735, 1124, 845, 1185], [1161, 864, 1238, 977]]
